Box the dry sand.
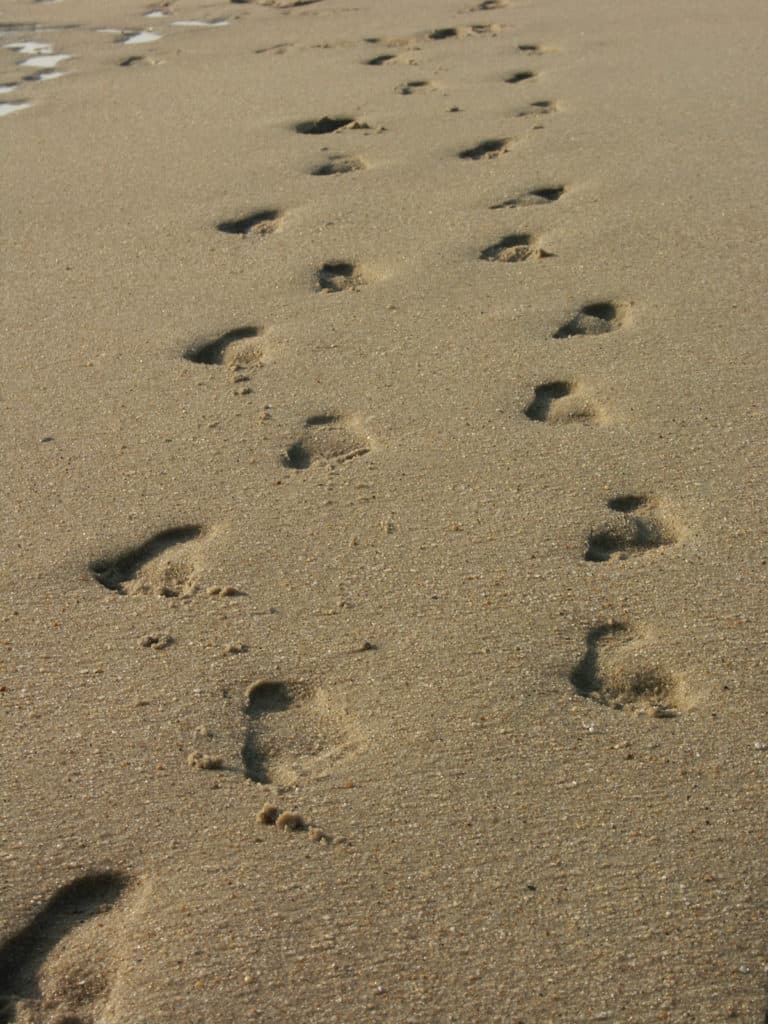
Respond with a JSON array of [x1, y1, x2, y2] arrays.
[[1, 0, 767, 1020]]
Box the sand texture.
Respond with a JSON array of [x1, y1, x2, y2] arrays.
[[1, 0, 767, 1020]]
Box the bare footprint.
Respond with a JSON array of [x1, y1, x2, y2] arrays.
[[524, 381, 604, 424], [309, 154, 365, 176], [481, 233, 554, 262], [315, 261, 368, 293], [553, 301, 631, 338], [516, 99, 558, 117], [570, 621, 689, 714], [282, 414, 370, 470], [216, 208, 281, 236], [459, 137, 512, 160], [242, 677, 361, 785], [397, 79, 436, 95], [365, 52, 416, 66], [295, 116, 368, 135], [183, 325, 264, 370], [506, 70, 536, 84], [89, 525, 205, 596], [0, 873, 131, 1024], [585, 495, 681, 562], [491, 185, 565, 209]]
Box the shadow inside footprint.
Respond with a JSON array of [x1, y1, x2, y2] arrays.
[[481, 234, 554, 262], [90, 526, 203, 596], [585, 495, 679, 562], [216, 209, 281, 236], [554, 301, 628, 339], [459, 138, 511, 160], [570, 621, 683, 713], [506, 70, 535, 84], [0, 873, 129, 1024]]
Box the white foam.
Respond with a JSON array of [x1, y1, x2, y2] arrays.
[[21, 53, 70, 68], [35, 69, 65, 80], [0, 101, 31, 116], [5, 41, 52, 55], [122, 30, 162, 44], [145, 10, 168, 17], [172, 19, 229, 27], [0, 84, 17, 94]]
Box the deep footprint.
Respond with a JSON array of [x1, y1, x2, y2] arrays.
[[481, 233, 554, 262], [316, 261, 367, 292], [491, 186, 565, 209], [506, 70, 536, 84], [585, 495, 679, 562], [553, 301, 630, 338], [90, 526, 204, 596], [459, 138, 511, 160], [0, 873, 130, 1024], [282, 414, 370, 470], [184, 326, 261, 366], [570, 621, 685, 713], [216, 209, 281, 236], [524, 381, 602, 424]]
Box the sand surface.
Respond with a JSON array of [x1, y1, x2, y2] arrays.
[[1, 0, 767, 1021]]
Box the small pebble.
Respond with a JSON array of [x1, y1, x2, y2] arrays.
[[276, 811, 305, 831], [187, 751, 224, 770], [258, 802, 280, 825], [139, 634, 173, 650]]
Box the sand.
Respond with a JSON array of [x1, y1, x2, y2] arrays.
[[1, 0, 767, 1020]]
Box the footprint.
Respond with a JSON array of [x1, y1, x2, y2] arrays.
[[89, 525, 205, 596], [397, 79, 435, 95], [459, 138, 512, 160], [365, 53, 415, 66], [524, 380, 604, 424], [428, 25, 502, 40], [553, 301, 631, 339], [584, 495, 681, 562], [216, 208, 281, 236], [570, 621, 688, 714], [309, 154, 365, 176], [506, 70, 536, 84], [315, 261, 368, 293], [491, 185, 565, 209], [242, 677, 360, 785], [282, 414, 370, 470], [183, 326, 263, 370], [471, 0, 509, 8], [0, 873, 130, 1024], [480, 233, 554, 262], [295, 116, 366, 135], [517, 99, 557, 117]]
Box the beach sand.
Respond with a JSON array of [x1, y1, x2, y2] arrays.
[[1, 0, 767, 1020]]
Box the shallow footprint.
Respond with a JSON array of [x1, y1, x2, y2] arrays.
[[570, 620, 688, 714], [90, 525, 205, 596], [295, 115, 367, 135], [459, 137, 512, 160], [242, 677, 360, 785], [310, 154, 365, 176], [584, 494, 680, 562], [282, 414, 370, 470], [481, 233, 554, 262], [216, 208, 281, 236], [524, 380, 604, 424], [0, 873, 131, 1024], [553, 301, 631, 338], [491, 185, 565, 209]]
